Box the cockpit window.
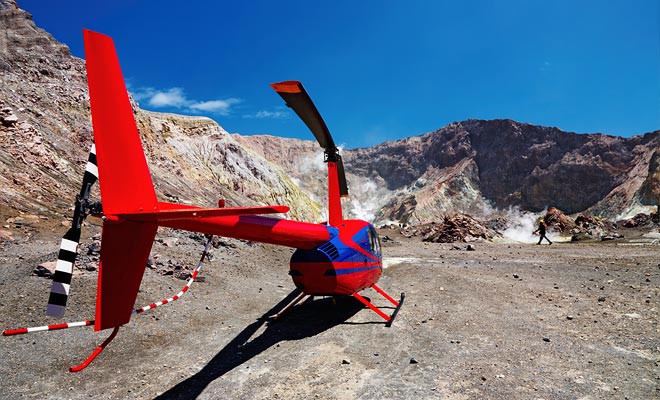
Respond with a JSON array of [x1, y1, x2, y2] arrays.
[[368, 227, 381, 255], [368, 229, 375, 252], [353, 226, 382, 255]]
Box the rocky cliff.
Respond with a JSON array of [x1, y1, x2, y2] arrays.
[[0, 0, 91, 216], [135, 112, 322, 221]]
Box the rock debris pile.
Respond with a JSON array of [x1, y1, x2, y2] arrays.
[[620, 211, 659, 228], [540, 207, 619, 241], [402, 213, 500, 243]]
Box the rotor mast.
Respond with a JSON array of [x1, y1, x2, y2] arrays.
[[326, 149, 343, 226]]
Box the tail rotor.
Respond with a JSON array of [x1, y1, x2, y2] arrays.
[[46, 143, 101, 318]]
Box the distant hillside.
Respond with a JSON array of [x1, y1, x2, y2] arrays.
[[240, 120, 659, 224]]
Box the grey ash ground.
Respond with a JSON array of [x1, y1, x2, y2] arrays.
[[0, 225, 658, 399]]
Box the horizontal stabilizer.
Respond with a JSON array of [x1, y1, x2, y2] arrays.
[[117, 204, 290, 222]]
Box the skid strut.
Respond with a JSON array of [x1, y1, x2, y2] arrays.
[[352, 284, 405, 327], [69, 326, 120, 372], [272, 289, 307, 321]]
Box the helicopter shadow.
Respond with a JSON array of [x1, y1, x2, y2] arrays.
[[156, 290, 367, 399]]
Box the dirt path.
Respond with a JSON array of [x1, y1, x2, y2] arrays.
[[0, 228, 658, 399]]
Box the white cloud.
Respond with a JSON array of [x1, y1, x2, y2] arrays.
[[500, 209, 539, 243], [297, 151, 326, 174], [130, 86, 241, 116], [190, 99, 241, 115], [243, 110, 289, 119], [149, 87, 187, 107]]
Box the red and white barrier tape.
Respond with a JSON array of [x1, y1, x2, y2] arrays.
[[132, 266, 201, 315], [3, 320, 93, 336], [3, 236, 214, 337]]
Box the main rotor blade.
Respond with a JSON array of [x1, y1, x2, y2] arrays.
[[336, 155, 349, 197], [270, 81, 336, 151]]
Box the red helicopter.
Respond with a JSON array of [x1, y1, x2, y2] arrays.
[[3, 29, 403, 371]]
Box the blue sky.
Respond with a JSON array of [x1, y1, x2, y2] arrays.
[[19, 0, 660, 148]]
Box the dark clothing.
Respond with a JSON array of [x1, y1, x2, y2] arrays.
[[535, 222, 552, 245]]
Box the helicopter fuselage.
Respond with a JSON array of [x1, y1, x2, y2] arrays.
[[290, 219, 382, 296]]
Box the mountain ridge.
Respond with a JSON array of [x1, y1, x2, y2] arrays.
[[239, 120, 659, 223]]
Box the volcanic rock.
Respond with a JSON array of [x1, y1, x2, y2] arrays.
[[636, 150, 660, 206], [404, 214, 500, 243], [0, 228, 13, 241], [543, 207, 575, 232], [32, 261, 55, 277], [242, 120, 659, 225], [620, 212, 659, 228]]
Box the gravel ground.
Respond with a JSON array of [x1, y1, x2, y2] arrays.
[[0, 224, 658, 399]]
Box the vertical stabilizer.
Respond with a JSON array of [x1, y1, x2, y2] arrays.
[[84, 29, 158, 215], [84, 29, 159, 330]]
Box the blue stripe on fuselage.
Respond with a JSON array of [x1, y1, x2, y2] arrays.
[[330, 265, 382, 276]]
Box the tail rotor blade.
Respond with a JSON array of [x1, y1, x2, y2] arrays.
[[46, 142, 98, 317], [46, 227, 81, 317], [270, 81, 336, 151], [80, 142, 99, 196]]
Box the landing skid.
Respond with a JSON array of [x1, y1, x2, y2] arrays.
[[352, 284, 404, 327]]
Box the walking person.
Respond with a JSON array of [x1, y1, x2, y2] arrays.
[[534, 219, 552, 245]]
